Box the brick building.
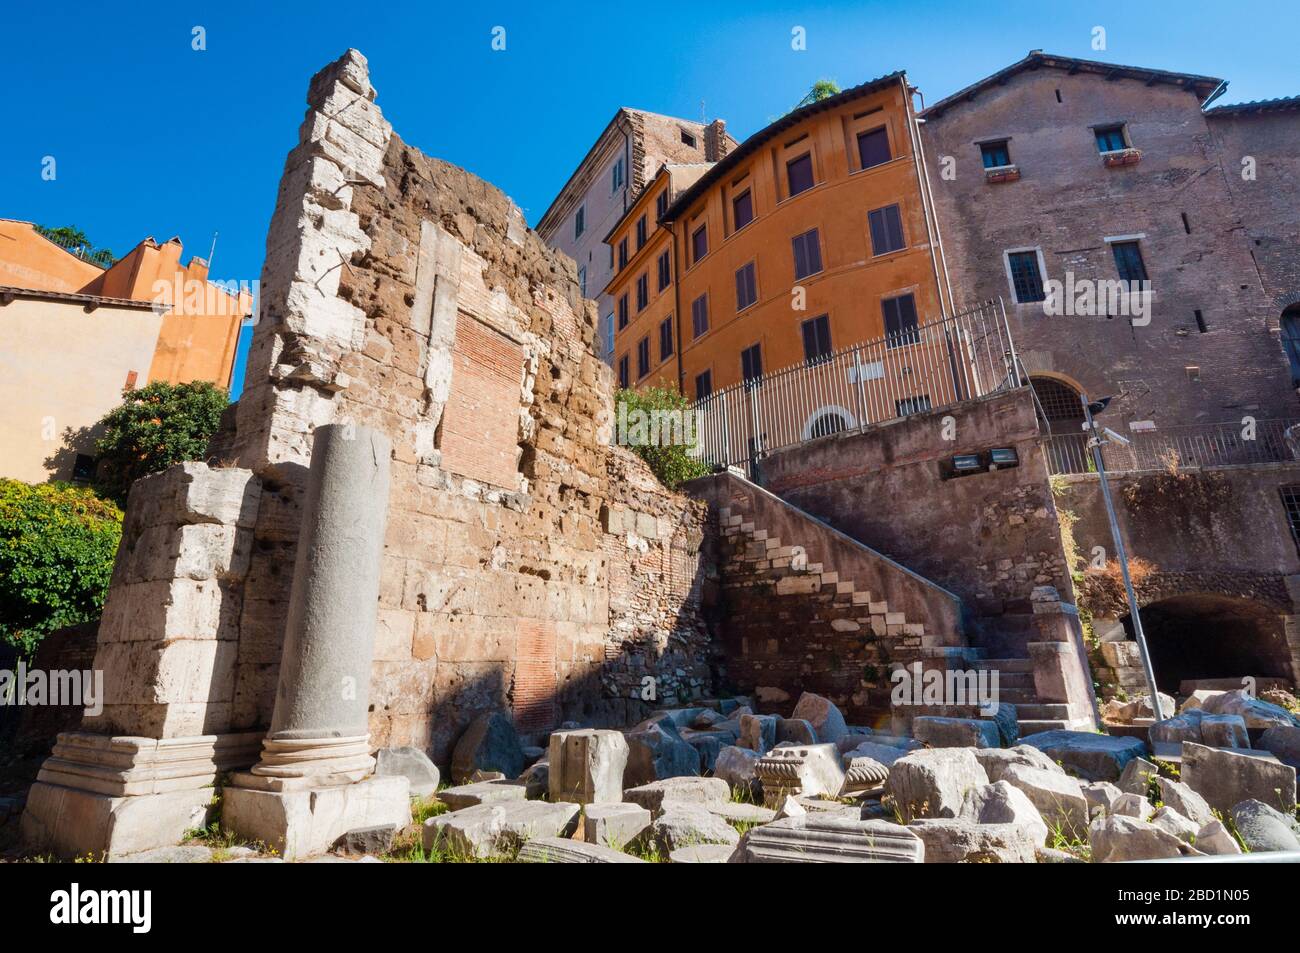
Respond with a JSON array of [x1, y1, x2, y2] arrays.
[[919, 52, 1297, 452], [536, 109, 734, 364]]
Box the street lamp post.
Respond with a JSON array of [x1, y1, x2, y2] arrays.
[[1081, 394, 1164, 719]]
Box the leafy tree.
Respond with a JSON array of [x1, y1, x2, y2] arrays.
[[616, 387, 711, 488], [93, 380, 229, 503], [807, 79, 841, 102], [0, 481, 123, 656]]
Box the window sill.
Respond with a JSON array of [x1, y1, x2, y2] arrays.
[[984, 164, 1020, 183], [1101, 148, 1142, 168]]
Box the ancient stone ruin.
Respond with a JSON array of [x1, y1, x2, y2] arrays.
[[15, 50, 1299, 864]]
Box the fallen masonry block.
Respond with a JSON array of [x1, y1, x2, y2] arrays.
[[884, 747, 988, 821], [516, 837, 645, 864], [640, 806, 740, 854], [1089, 814, 1201, 862], [1153, 776, 1214, 827], [913, 716, 1002, 749], [1199, 689, 1299, 731], [424, 801, 581, 860], [972, 744, 1064, 781], [706, 802, 777, 825], [451, 712, 526, 784], [1019, 730, 1147, 781], [714, 745, 762, 799], [583, 803, 651, 849], [959, 780, 1048, 847], [1259, 725, 1300, 769], [1200, 714, 1250, 749], [670, 844, 733, 863], [623, 776, 730, 814], [437, 779, 528, 811], [756, 744, 846, 807], [739, 714, 778, 753], [1195, 820, 1242, 855], [841, 755, 890, 795], [776, 718, 818, 745], [1149, 807, 1198, 844], [1181, 742, 1296, 816], [1117, 756, 1158, 795], [374, 747, 440, 798], [1230, 800, 1300, 852], [624, 717, 700, 786], [548, 729, 628, 805], [790, 692, 848, 745], [998, 763, 1089, 840], [1112, 793, 1154, 821], [730, 815, 925, 863], [908, 820, 1038, 863]]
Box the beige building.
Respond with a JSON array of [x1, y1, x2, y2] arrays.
[[0, 287, 163, 482], [536, 109, 736, 363]]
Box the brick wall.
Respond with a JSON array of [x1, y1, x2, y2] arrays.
[[922, 70, 1296, 428], [440, 315, 525, 488]]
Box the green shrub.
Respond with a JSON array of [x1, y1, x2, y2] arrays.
[[0, 481, 123, 656], [94, 380, 228, 502], [615, 387, 711, 488]]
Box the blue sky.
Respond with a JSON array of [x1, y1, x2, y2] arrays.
[[3, 1, 1296, 396]]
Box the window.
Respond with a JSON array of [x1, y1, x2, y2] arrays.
[[896, 394, 933, 416], [604, 313, 615, 354], [857, 127, 891, 170], [1095, 125, 1127, 153], [791, 228, 823, 280], [1006, 250, 1046, 303], [636, 215, 647, 250], [618, 354, 630, 389], [810, 413, 846, 438], [657, 250, 671, 290], [691, 294, 709, 338], [980, 140, 1011, 168], [692, 224, 708, 264], [578, 266, 587, 297], [868, 205, 906, 255], [659, 317, 674, 360], [637, 336, 651, 378], [1111, 241, 1149, 283], [787, 153, 814, 196], [574, 205, 586, 238], [733, 190, 754, 231], [681, 129, 697, 147], [617, 294, 629, 329], [801, 314, 833, 364], [881, 294, 920, 348], [735, 262, 757, 311], [636, 273, 648, 311], [612, 157, 625, 192], [695, 370, 712, 400], [741, 342, 763, 384], [618, 238, 628, 271], [656, 190, 669, 220]]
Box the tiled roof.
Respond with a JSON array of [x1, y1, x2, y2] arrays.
[[1206, 94, 1300, 116]]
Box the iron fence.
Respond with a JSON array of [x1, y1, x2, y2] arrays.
[[1044, 418, 1299, 475], [690, 299, 1020, 472]]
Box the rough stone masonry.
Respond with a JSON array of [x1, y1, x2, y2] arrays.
[[22, 48, 713, 858]]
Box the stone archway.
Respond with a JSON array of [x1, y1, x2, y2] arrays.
[[1121, 593, 1295, 694], [1031, 376, 1088, 473]]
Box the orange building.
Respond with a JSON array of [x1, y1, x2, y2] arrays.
[[0, 220, 251, 482], [0, 220, 249, 387], [605, 73, 954, 403]]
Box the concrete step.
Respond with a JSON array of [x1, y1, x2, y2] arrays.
[[974, 658, 1034, 673], [997, 690, 1039, 705], [1012, 703, 1072, 720], [1017, 718, 1075, 734]]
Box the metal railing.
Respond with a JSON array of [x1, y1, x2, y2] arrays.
[[1045, 418, 1299, 475], [691, 299, 1020, 472], [33, 226, 116, 269]]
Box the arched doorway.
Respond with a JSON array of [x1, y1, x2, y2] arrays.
[[1031, 376, 1088, 473], [802, 406, 854, 440], [1122, 594, 1294, 693]]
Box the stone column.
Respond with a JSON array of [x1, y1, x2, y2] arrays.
[[223, 424, 410, 857], [253, 423, 389, 783]]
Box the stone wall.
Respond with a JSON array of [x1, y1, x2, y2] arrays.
[[60, 50, 715, 770], [759, 387, 1072, 657]]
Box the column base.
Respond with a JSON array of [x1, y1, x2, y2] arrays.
[[221, 774, 410, 860], [19, 730, 262, 859]]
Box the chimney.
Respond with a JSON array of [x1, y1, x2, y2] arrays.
[[704, 119, 729, 162]]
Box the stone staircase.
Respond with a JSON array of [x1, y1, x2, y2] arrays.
[[693, 470, 1093, 734]]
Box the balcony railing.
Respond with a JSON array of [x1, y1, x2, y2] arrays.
[[33, 225, 116, 269], [690, 299, 1020, 474], [1045, 418, 1299, 475]]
